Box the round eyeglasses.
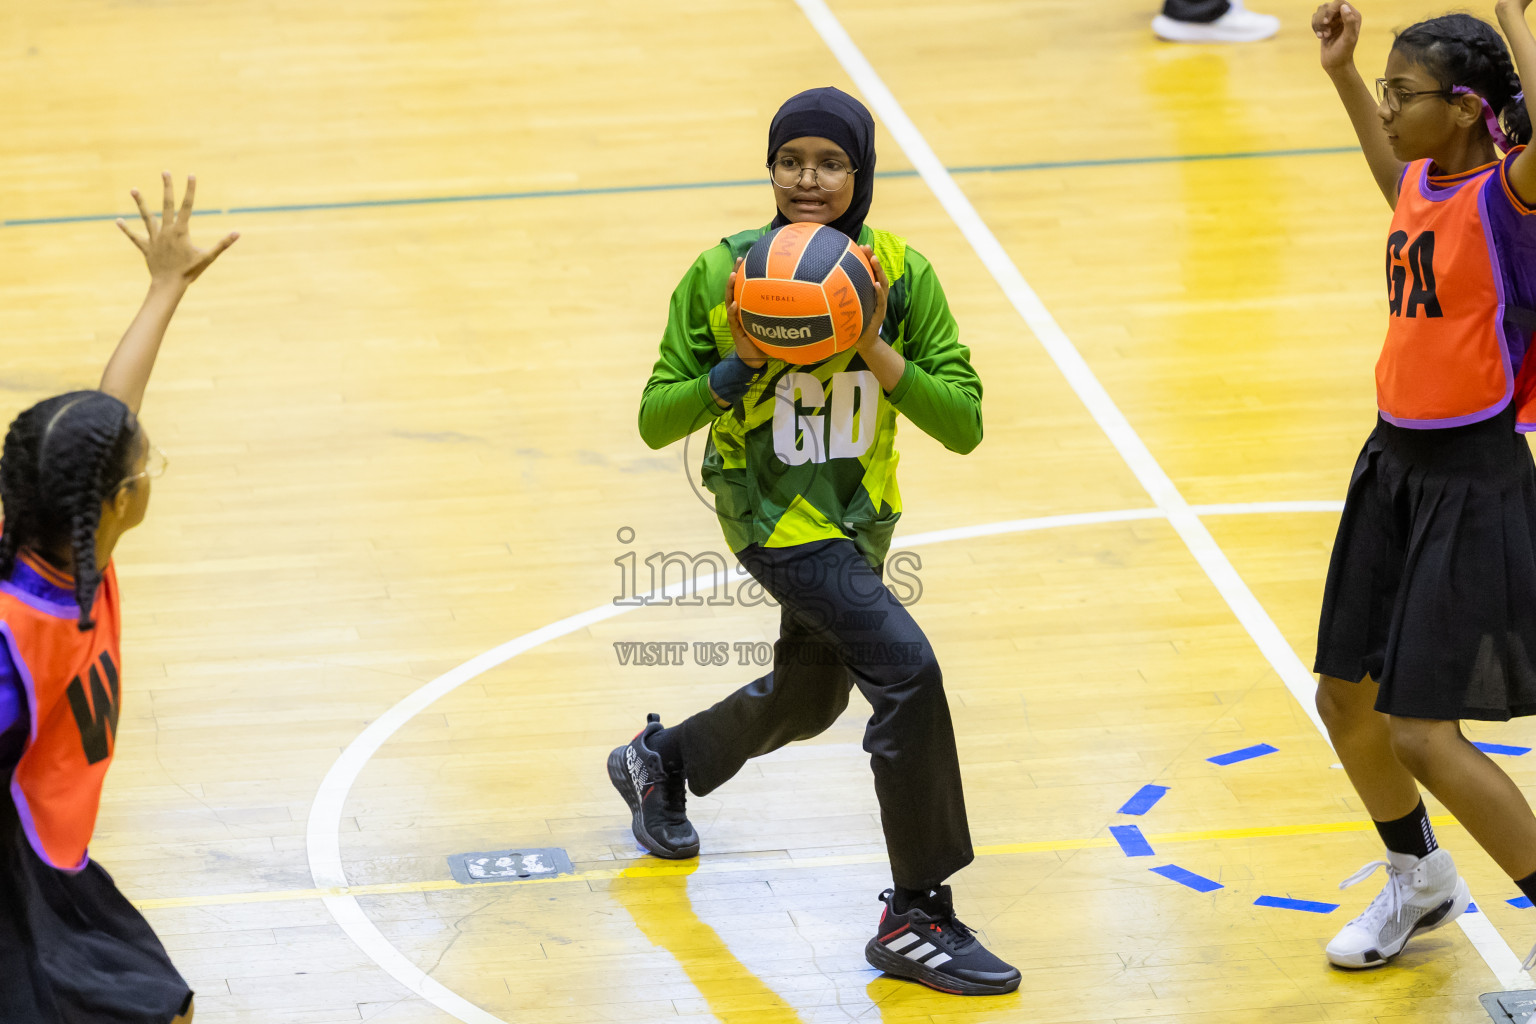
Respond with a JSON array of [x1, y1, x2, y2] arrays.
[[768, 158, 856, 192], [115, 443, 168, 492]]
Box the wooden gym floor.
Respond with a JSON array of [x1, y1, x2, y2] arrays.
[[4, 0, 1535, 1020]]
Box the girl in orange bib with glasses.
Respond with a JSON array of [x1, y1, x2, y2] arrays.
[[0, 175, 235, 1023], [1310, 0, 1536, 972]]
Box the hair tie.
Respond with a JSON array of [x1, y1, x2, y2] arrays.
[[1453, 85, 1514, 151]]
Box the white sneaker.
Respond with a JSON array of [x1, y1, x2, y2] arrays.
[[1152, 0, 1280, 43], [1325, 849, 1471, 968]]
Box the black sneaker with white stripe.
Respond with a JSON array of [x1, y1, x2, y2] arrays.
[[865, 886, 1020, 995], [607, 713, 699, 859]]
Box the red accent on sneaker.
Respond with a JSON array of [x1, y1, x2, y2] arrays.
[[880, 923, 911, 942], [643, 785, 655, 799]]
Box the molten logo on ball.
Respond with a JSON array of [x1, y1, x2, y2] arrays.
[[734, 223, 877, 364], [756, 324, 814, 340]]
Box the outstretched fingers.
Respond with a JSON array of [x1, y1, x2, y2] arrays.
[[115, 218, 148, 254], [131, 188, 155, 237], [121, 172, 239, 285], [176, 174, 198, 229], [160, 170, 175, 229], [204, 230, 240, 265], [184, 231, 240, 283]]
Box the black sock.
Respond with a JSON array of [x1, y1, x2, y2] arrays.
[[1373, 799, 1438, 859], [891, 886, 930, 915], [649, 725, 686, 776], [1516, 870, 1536, 906]]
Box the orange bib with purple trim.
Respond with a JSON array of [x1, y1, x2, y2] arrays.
[[1376, 159, 1513, 428], [1, 552, 122, 871]]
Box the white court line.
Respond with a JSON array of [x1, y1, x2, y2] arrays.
[[791, 0, 1531, 989], [305, 500, 1353, 1022]]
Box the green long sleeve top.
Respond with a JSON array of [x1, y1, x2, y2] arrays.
[[638, 223, 982, 568]]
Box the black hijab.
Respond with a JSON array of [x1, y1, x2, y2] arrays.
[[767, 87, 876, 242]]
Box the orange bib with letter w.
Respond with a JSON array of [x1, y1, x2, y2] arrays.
[[1, 552, 122, 872]]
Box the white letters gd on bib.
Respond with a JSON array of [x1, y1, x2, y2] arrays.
[[772, 371, 879, 466]]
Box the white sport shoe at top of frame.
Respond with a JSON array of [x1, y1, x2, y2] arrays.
[[1152, 0, 1280, 43]]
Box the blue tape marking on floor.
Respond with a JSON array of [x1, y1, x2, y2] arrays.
[[0, 146, 1361, 228], [1110, 824, 1155, 857], [1469, 902, 1480, 913], [1150, 864, 1223, 892], [1118, 784, 1169, 816], [1509, 897, 1533, 909], [1254, 895, 1339, 914], [1473, 742, 1533, 756], [1207, 743, 1279, 766]]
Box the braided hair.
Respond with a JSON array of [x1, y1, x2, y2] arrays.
[[1396, 14, 1532, 149], [0, 391, 140, 631]]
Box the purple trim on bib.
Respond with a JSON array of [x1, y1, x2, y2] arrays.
[[1416, 160, 1489, 203], [0, 624, 39, 749], [0, 622, 85, 872], [1478, 178, 1517, 416], [0, 581, 77, 620], [0, 558, 78, 620], [7, 776, 84, 873], [0, 643, 21, 743], [1379, 397, 1512, 429]]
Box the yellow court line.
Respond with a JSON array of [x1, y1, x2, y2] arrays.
[[131, 815, 1457, 912]]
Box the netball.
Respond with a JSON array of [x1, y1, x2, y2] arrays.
[[733, 222, 876, 363]]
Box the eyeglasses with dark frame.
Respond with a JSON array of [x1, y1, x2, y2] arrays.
[[1374, 78, 1455, 113]]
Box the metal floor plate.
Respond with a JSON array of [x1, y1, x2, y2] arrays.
[[448, 847, 575, 884], [1483, 990, 1536, 1023]]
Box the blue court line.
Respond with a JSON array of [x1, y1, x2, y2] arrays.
[[1110, 824, 1155, 857], [1254, 895, 1339, 914], [0, 145, 1357, 229], [1151, 864, 1223, 892], [1511, 896, 1534, 909], [947, 146, 1355, 176], [1207, 743, 1279, 766], [1118, 784, 1170, 816], [1474, 742, 1533, 756]]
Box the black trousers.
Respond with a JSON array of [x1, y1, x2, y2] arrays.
[[672, 539, 973, 890], [1162, 0, 1230, 21]]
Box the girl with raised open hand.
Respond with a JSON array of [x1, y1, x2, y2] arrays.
[[0, 173, 236, 1022], [1310, 0, 1536, 971]]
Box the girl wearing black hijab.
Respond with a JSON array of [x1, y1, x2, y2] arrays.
[[610, 86, 1018, 996]]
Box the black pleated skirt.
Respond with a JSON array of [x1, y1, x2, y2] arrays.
[[0, 794, 192, 1023], [1315, 406, 1536, 720]]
